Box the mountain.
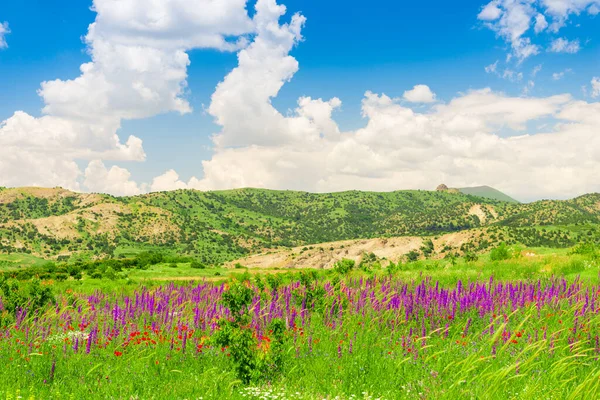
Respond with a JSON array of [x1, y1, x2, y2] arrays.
[[0, 186, 599, 264], [458, 186, 520, 203]]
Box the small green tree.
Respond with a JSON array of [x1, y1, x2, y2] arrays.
[[214, 282, 256, 383]]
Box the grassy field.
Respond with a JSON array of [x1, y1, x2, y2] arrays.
[[1, 244, 600, 399], [0, 253, 47, 269]]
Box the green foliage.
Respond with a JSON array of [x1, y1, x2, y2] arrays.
[[406, 250, 420, 262], [334, 258, 355, 274], [104, 267, 117, 280], [570, 242, 598, 258], [190, 260, 206, 269], [464, 251, 479, 262], [444, 252, 458, 266], [490, 243, 511, 261], [420, 239, 435, 257], [214, 282, 265, 384], [0, 277, 54, 316], [266, 274, 282, 292]]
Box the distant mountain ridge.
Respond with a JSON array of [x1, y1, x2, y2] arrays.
[[0, 186, 599, 264], [458, 186, 520, 204]]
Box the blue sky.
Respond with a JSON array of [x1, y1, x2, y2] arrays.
[[0, 0, 599, 200]]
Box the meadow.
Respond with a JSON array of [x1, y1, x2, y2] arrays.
[[1, 245, 600, 399]]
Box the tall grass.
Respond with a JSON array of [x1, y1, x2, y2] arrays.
[[1, 269, 600, 399]]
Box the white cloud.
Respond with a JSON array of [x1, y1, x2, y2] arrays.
[[531, 64, 543, 77], [192, 82, 600, 200], [0, 21, 9, 49], [541, 0, 600, 30], [552, 68, 572, 80], [150, 169, 196, 192], [502, 69, 523, 82], [163, 1, 600, 201], [402, 85, 437, 103], [0, 0, 256, 191], [549, 37, 581, 53], [84, 160, 143, 196], [4, 0, 600, 202], [485, 60, 499, 74], [478, 1, 503, 20], [207, 0, 307, 148], [522, 80, 535, 94], [592, 77, 600, 98], [478, 0, 597, 61], [534, 13, 549, 33]]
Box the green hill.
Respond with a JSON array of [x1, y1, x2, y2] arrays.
[[458, 186, 520, 203], [0, 186, 599, 264]]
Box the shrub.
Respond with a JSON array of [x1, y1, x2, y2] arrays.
[[54, 273, 68, 282], [266, 274, 282, 292], [0, 277, 55, 316], [421, 239, 435, 257], [104, 267, 117, 280], [214, 281, 288, 384], [190, 260, 206, 269], [490, 244, 510, 261], [464, 252, 479, 262], [406, 250, 420, 262], [334, 258, 355, 274], [90, 270, 103, 279]]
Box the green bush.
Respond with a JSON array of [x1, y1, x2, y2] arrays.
[[333, 258, 355, 274], [406, 250, 420, 262], [190, 260, 206, 269], [0, 277, 55, 316], [104, 267, 117, 280], [54, 273, 68, 281], [90, 270, 103, 279], [490, 244, 510, 261], [464, 252, 479, 262]]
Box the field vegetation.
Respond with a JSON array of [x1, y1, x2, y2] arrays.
[[1, 242, 600, 398]]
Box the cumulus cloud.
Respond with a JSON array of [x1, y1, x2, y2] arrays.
[[478, 1, 503, 20], [84, 160, 143, 196], [190, 80, 599, 200], [150, 169, 199, 192], [534, 13, 549, 33], [0, 21, 9, 49], [150, 0, 600, 201], [4, 0, 600, 202], [549, 37, 581, 53], [478, 0, 597, 61], [0, 0, 255, 191], [403, 85, 437, 103]]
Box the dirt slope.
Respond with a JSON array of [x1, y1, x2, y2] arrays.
[[225, 230, 483, 270]]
